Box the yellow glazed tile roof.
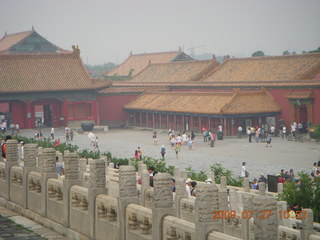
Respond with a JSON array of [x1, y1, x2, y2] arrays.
[[124, 90, 280, 115]]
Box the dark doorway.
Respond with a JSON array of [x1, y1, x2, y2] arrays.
[[298, 105, 308, 123], [43, 104, 52, 127]]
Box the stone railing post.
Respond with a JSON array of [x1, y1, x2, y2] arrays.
[[152, 173, 175, 240], [243, 177, 250, 192], [219, 176, 228, 233], [300, 209, 315, 240], [88, 158, 107, 239], [195, 183, 222, 239], [62, 151, 81, 227], [277, 182, 284, 195], [253, 182, 278, 240], [22, 143, 38, 208], [139, 163, 149, 206], [37, 147, 43, 169], [4, 139, 19, 200], [174, 168, 187, 218], [118, 165, 139, 240], [41, 148, 58, 217], [241, 191, 254, 240]]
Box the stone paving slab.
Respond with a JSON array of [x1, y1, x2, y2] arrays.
[[0, 207, 70, 240], [19, 127, 319, 180]]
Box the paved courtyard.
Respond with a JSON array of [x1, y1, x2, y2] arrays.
[[18, 127, 319, 180]]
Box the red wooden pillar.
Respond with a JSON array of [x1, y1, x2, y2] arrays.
[[139, 112, 142, 127], [62, 98, 68, 126], [223, 118, 227, 136], [190, 115, 193, 131], [159, 113, 162, 129], [146, 113, 149, 128], [199, 116, 201, 133], [182, 115, 185, 131], [26, 98, 32, 129], [92, 100, 98, 125], [152, 112, 155, 128], [133, 111, 136, 127]]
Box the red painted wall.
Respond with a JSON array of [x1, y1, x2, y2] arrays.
[[97, 95, 139, 127], [11, 101, 26, 129]]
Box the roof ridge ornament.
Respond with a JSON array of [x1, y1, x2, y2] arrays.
[[72, 45, 80, 56]]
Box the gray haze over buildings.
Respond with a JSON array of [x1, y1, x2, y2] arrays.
[[0, 0, 319, 65]]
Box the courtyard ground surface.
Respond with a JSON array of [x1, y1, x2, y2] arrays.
[[18, 127, 319, 180]]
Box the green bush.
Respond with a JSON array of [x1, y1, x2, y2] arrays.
[[185, 167, 208, 182], [278, 172, 320, 222], [210, 163, 243, 187]]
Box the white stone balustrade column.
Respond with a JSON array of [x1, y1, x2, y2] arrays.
[[62, 151, 81, 227], [195, 183, 222, 239], [174, 168, 187, 218], [22, 143, 38, 208], [41, 148, 58, 217], [253, 182, 278, 240], [300, 209, 315, 240], [152, 172, 175, 240], [88, 158, 107, 239], [4, 139, 19, 200], [118, 165, 139, 240], [219, 176, 228, 233]]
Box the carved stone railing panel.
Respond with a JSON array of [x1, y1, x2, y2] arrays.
[[70, 185, 89, 211], [0, 162, 6, 180], [126, 203, 152, 235], [96, 194, 118, 222], [144, 187, 154, 208], [47, 178, 63, 201], [208, 231, 243, 240], [278, 225, 301, 240], [11, 166, 23, 186], [28, 171, 41, 193], [163, 215, 195, 240], [180, 197, 196, 223]]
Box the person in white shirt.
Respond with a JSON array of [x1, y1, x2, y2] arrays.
[[238, 126, 243, 138], [186, 178, 192, 196], [241, 162, 248, 177], [51, 127, 54, 139]]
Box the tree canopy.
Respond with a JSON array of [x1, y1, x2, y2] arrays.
[[252, 51, 265, 57]]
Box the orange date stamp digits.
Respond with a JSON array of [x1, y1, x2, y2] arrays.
[[212, 210, 307, 219]]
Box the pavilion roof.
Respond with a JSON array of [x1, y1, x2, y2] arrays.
[[106, 50, 193, 77], [124, 89, 281, 115], [0, 47, 111, 93], [202, 53, 320, 82], [129, 60, 218, 83]]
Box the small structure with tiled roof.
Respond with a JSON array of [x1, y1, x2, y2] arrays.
[[0, 27, 67, 54], [124, 89, 280, 135], [105, 49, 193, 79]]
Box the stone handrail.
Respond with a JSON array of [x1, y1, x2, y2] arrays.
[[70, 185, 88, 211], [0, 162, 5, 180], [11, 166, 23, 186], [126, 203, 152, 235], [96, 194, 118, 222], [163, 215, 195, 239], [47, 178, 63, 201], [28, 171, 41, 193]]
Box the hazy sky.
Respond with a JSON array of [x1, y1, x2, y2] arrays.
[[0, 0, 320, 65]]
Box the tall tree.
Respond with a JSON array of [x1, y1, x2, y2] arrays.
[[252, 51, 265, 57]]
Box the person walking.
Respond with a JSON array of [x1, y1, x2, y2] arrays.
[[247, 128, 252, 143], [174, 143, 180, 158], [238, 126, 243, 138], [160, 145, 166, 159], [265, 133, 272, 147], [153, 131, 158, 145], [70, 129, 74, 141], [50, 127, 54, 139]]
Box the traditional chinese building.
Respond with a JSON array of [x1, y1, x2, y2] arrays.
[[105, 49, 193, 79], [0, 29, 111, 128], [106, 53, 320, 135]]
